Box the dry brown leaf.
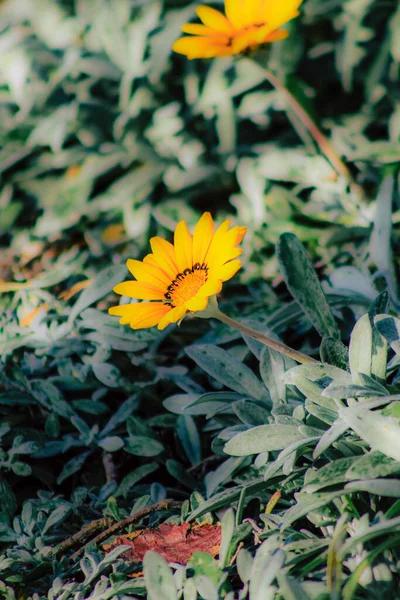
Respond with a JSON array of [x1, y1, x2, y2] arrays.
[[103, 522, 221, 565]]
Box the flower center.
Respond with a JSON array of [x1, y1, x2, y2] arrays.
[[164, 263, 208, 308]]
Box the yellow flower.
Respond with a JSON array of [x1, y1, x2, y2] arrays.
[[109, 213, 247, 330], [172, 0, 303, 59]]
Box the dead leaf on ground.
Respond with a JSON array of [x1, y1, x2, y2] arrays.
[[103, 522, 221, 565]]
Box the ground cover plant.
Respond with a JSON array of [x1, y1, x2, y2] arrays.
[[1, 0, 400, 598]]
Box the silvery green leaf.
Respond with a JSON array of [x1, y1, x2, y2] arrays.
[[277, 572, 311, 600], [219, 508, 235, 569], [125, 436, 164, 457], [98, 436, 124, 452], [144, 551, 178, 600], [224, 424, 306, 456], [186, 345, 267, 401], [42, 504, 72, 535], [68, 264, 127, 324], [277, 233, 340, 339], [375, 315, 400, 356], [339, 406, 400, 461], [177, 415, 201, 466], [313, 419, 349, 459]]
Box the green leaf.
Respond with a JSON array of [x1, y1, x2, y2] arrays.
[[313, 419, 349, 459], [276, 232, 340, 339], [42, 504, 71, 535], [345, 451, 400, 480], [219, 508, 235, 568], [232, 400, 270, 426], [176, 416, 201, 466], [339, 406, 400, 461], [304, 457, 360, 493], [319, 336, 349, 370], [374, 315, 400, 356], [116, 463, 159, 498], [57, 451, 91, 484], [125, 436, 164, 457], [250, 544, 284, 600], [277, 572, 311, 600], [98, 436, 124, 452], [186, 344, 267, 401], [187, 479, 267, 522], [166, 459, 199, 491], [188, 552, 223, 586], [260, 347, 292, 404], [143, 551, 178, 600], [369, 176, 396, 299], [349, 313, 387, 384], [224, 424, 305, 456], [344, 479, 400, 497], [92, 363, 121, 388], [68, 264, 127, 324], [163, 393, 230, 416]]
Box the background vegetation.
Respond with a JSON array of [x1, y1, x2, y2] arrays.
[[1, 0, 400, 598]]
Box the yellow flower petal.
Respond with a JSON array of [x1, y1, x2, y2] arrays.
[[265, 29, 290, 42], [172, 36, 233, 59], [218, 259, 242, 281], [129, 303, 171, 329], [197, 278, 223, 297], [206, 223, 247, 268], [181, 24, 229, 40], [184, 296, 209, 312], [225, 0, 246, 29], [196, 5, 234, 34], [108, 304, 140, 325], [158, 305, 187, 330], [172, 0, 303, 59], [232, 26, 267, 54], [192, 212, 214, 265], [127, 258, 170, 289], [109, 213, 246, 330], [174, 220, 193, 272], [241, 0, 264, 27], [257, 0, 301, 31], [113, 281, 163, 300], [149, 237, 179, 280]]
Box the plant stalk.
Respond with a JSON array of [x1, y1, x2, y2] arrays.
[[215, 309, 318, 365]]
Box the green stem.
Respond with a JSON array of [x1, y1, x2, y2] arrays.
[[214, 309, 318, 365], [264, 70, 352, 180]]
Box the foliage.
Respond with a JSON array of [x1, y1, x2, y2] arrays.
[[1, 0, 400, 599]]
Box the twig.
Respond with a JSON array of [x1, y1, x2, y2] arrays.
[[70, 500, 182, 561], [53, 517, 114, 558]]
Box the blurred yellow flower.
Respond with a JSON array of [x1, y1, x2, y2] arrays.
[[109, 213, 247, 330], [172, 0, 303, 59]]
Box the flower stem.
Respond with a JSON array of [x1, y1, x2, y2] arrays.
[[264, 70, 350, 178], [215, 309, 318, 365]]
